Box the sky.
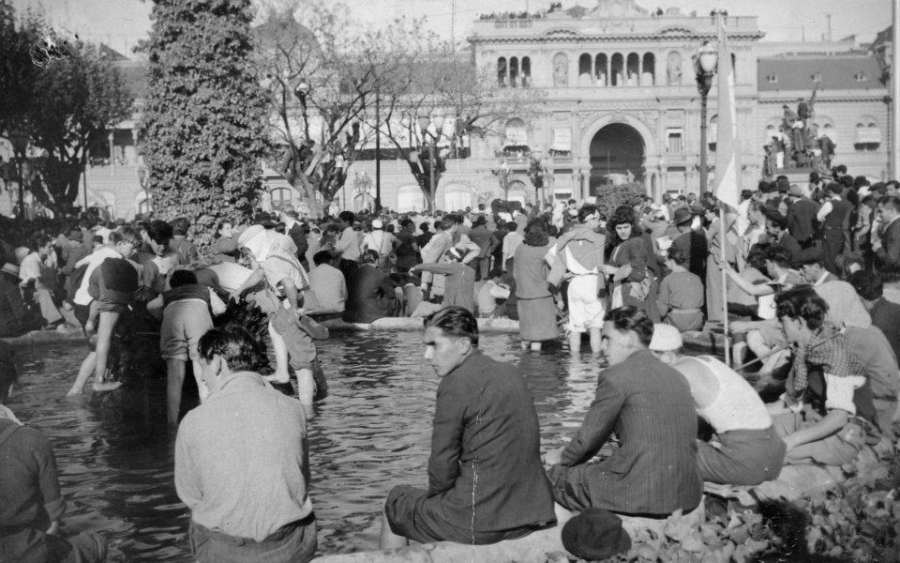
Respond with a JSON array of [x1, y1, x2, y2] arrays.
[[10, 0, 893, 59]]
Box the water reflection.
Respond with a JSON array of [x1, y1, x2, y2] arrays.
[[7, 335, 600, 560]]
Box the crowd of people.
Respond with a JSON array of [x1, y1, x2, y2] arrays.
[[1, 160, 899, 562]]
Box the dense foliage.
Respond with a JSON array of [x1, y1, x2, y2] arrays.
[[594, 182, 645, 219], [139, 0, 268, 245], [0, 1, 133, 212]]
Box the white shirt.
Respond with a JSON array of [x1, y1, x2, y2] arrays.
[[74, 247, 122, 306], [816, 196, 841, 223]]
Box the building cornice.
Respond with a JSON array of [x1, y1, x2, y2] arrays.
[[757, 92, 888, 104], [469, 32, 765, 45]]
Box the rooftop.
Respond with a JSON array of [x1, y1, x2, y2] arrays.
[[757, 53, 885, 92]]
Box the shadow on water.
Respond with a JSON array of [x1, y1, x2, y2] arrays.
[[7, 334, 604, 560]]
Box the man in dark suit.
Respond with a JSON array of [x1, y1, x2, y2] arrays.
[[544, 307, 702, 517], [785, 185, 819, 247], [380, 306, 556, 547], [875, 196, 900, 269]]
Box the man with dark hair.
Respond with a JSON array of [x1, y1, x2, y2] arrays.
[[176, 326, 316, 563], [380, 306, 555, 548], [544, 307, 702, 517], [141, 219, 179, 294], [764, 210, 801, 263], [308, 250, 346, 314], [335, 211, 361, 277], [769, 287, 879, 466], [875, 195, 900, 268]]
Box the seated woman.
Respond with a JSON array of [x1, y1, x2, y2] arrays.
[[768, 286, 878, 466], [658, 246, 705, 332]]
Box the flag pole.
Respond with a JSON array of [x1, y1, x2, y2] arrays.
[[720, 206, 730, 366]]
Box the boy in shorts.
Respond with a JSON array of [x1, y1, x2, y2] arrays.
[[67, 228, 143, 396], [152, 270, 226, 426]]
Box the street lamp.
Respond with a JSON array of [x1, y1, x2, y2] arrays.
[[693, 41, 718, 197], [9, 129, 29, 219]]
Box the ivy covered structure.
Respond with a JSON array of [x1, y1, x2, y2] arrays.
[[139, 0, 268, 246]]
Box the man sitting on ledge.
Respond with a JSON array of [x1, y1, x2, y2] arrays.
[[543, 307, 702, 518], [380, 306, 556, 548], [649, 324, 785, 486], [768, 286, 880, 466]]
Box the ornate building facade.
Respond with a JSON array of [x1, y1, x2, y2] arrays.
[[347, 0, 890, 212]]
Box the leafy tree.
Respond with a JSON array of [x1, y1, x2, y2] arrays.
[[28, 42, 133, 210], [140, 0, 268, 245], [377, 45, 545, 211], [256, 1, 430, 217], [0, 3, 132, 212], [594, 183, 644, 219]]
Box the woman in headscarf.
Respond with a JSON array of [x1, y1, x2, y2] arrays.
[[513, 218, 558, 351], [606, 205, 661, 322]]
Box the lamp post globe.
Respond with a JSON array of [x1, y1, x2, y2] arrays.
[[694, 41, 718, 197]]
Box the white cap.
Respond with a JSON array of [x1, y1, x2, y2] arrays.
[[372, 219, 384, 229], [649, 323, 683, 352]]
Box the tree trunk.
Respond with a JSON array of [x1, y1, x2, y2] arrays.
[[39, 156, 84, 211]]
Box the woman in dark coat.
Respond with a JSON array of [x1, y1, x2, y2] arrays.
[[607, 205, 661, 322], [513, 218, 558, 351]]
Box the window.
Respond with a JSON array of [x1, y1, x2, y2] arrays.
[[666, 128, 683, 153], [766, 74, 778, 84], [595, 53, 609, 86], [504, 118, 529, 147], [551, 127, 572, 152], [611, 53, 624, 86], [855, 122, 881, 151], [497, 57, 507, 88], [579, 53, 592, 85], [642, 52, 655, 86], [626, 53, 640, 86], [270, 187, 292, 210], [855, 72, 868, 82], [812, 72, 822, 83], [521, 57, 531, 87], [510, 57, 520, 87]]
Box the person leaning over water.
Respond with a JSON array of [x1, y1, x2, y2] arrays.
[[380, 306, 556, 548], [175, 325, 316, 563]]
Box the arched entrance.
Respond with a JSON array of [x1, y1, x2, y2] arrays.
[[588, 123, 645, 196]]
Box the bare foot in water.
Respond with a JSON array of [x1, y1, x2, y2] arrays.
[[264, 372, 291, 384], [92, 381, 123, 392]]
